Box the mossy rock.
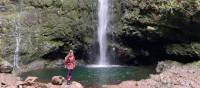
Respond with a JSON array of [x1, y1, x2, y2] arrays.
[[0, 59, 13, 73], [166, 43, 200, 57], [194, 60, 200, 67]]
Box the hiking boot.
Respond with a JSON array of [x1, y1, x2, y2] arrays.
[[67, 80, 71, 85]]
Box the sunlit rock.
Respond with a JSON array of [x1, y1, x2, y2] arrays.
[[51, 76, 65, 85], [0, 60, 13, 73]]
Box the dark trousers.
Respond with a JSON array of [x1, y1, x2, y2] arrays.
[[66, 69, 73, 81]]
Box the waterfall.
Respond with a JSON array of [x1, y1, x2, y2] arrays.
[[97, 0, 109, 65], [13, 0, 23, 68]]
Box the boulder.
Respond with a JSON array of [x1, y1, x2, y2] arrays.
[[71, 81, 84, 88], [25, 76, 38, 84], [17, 78, 48, 88], [156, 60, 182, 73], [17, 77, 38, 87], [47, 83, 60, 88], [17, 81, 48, 88], [0, 73, 18, 87], [118, 81, 138, 88], [103, 81, 138, 88], [51, 76, 65, 85], [61, 81, 84, 88], [0, 60, 13, 73]]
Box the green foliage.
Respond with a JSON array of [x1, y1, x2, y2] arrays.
[[113, 0, 200, 63], [118, 0, 200, 42], [1, 0, 96, 64], [121, 0, 200, 26], [26, 0, 53, 7], [2, 0, 200, 64], [0, 0, 10, 5]]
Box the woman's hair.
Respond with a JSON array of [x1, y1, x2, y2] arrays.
[[66, 50, 73, 56], [69, 50, 73, 53], [69, 50, 74, 55]]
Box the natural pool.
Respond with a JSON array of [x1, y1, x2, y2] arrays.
[[21, 65, 155, 87]]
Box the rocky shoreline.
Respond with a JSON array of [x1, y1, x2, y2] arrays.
[[0, 59, 84, 88], [0, 74, 84, 88], [103, 61, 200, 88], [1, 60, 200, 88]]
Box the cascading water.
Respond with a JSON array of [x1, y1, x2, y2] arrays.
[[97, 0, 109, 65], [13, 0, 23, 68]]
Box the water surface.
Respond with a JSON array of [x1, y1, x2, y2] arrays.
[[21, 65, 155, 87]]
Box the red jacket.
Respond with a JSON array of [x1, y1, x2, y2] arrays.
[[64, 52, 75, 69]]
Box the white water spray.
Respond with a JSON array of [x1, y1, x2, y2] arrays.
[[97, 0, 109, 65], [14, 0, 23, 68]]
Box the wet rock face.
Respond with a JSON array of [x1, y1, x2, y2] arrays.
[[166, 43, 200, 62], [111, 0, 200, 64], [0, 60, 13, 73], [114, 45, 136, 65]]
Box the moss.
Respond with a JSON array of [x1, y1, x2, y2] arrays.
[[28, 0, 53, 8], [0, 58, 2, 63], [2, 0, 200, 64], [52, 0, 62, 7], [193, 60, 200, 67], [1, 0, 95, 62], [0, 0, 10, 5], [121, 0, 200, 27], [166, 43, 200, 57]]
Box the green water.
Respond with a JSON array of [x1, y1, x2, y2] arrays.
[[21, 66, 155, 87]]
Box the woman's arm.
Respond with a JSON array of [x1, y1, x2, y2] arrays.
[[64, 54, 70, 68], [73, 55, 76, 67]]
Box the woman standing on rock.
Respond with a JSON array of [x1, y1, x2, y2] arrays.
[[64, 50, 76, 85]]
